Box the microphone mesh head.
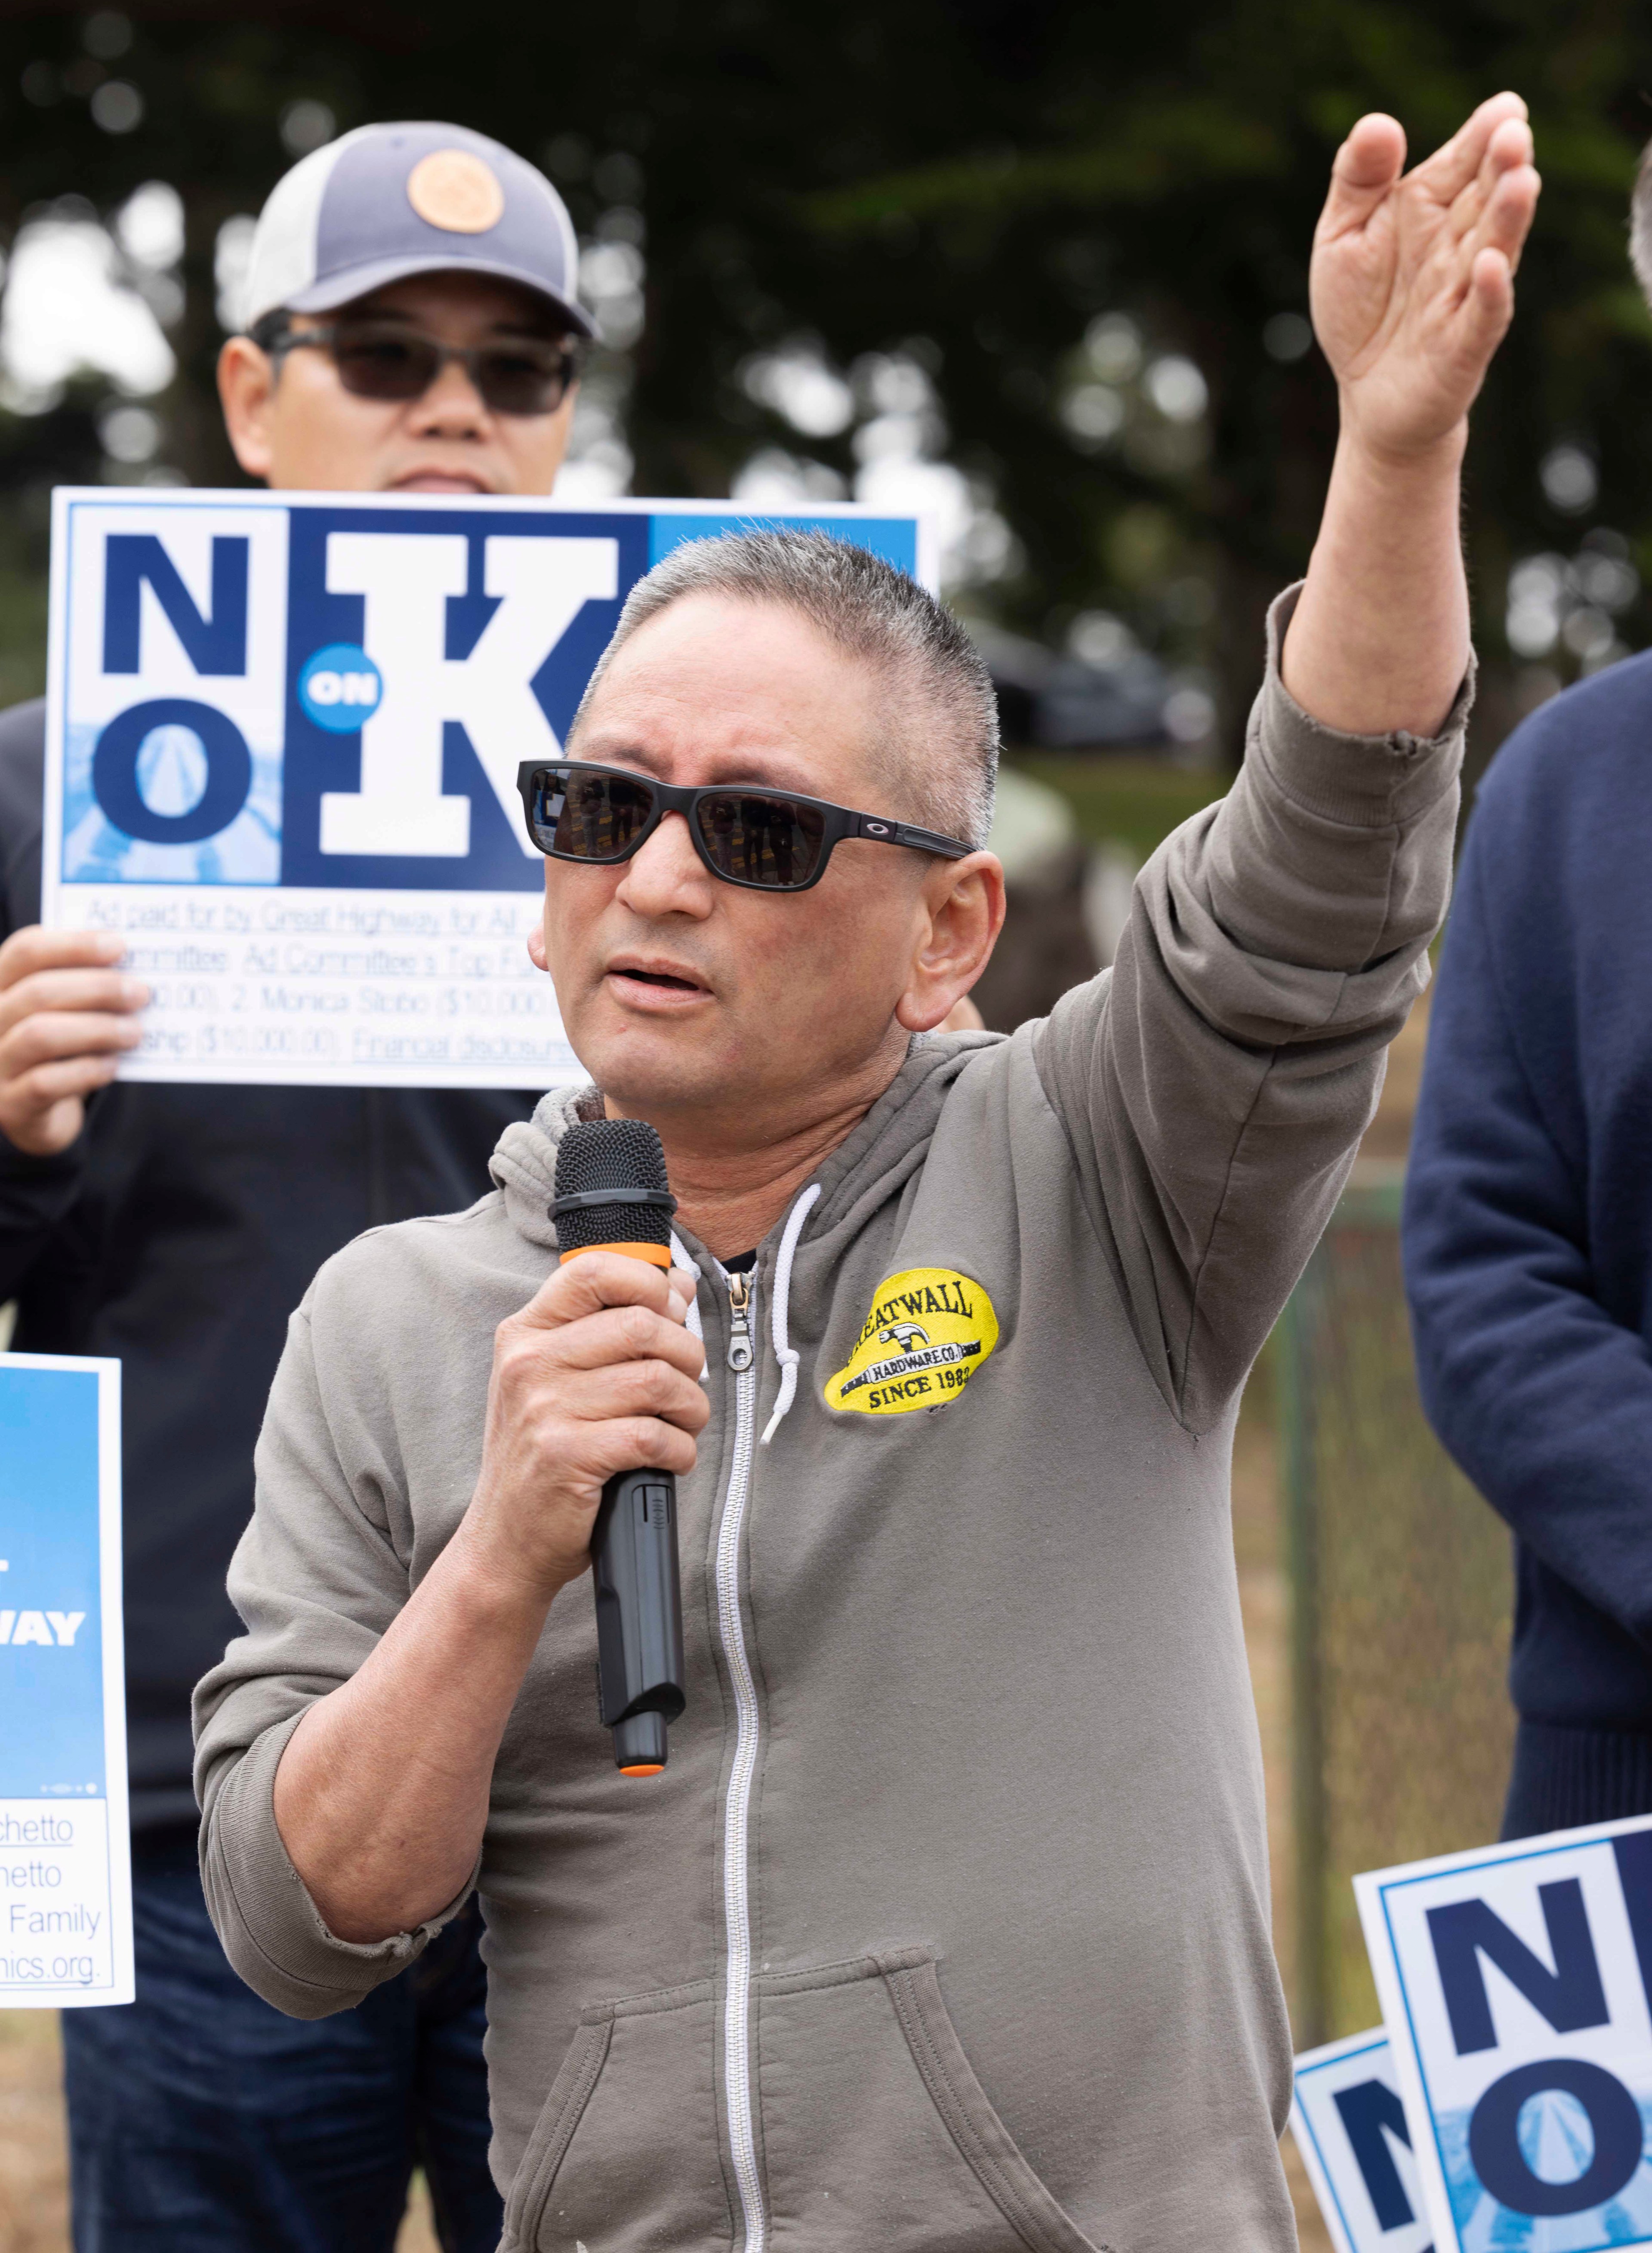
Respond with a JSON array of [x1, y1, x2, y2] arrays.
[[553, 1119, 672, 1252]]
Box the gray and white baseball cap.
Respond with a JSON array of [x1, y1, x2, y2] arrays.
[[243, 120, 594, 337]]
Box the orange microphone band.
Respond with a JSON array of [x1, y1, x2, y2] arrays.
[[559, 1242, 674, 1270]]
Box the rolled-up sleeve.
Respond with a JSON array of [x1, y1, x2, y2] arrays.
[[193, 1300, 473, 2017]]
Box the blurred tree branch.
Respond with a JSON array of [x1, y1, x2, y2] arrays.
[[0, 0, 1639, 774]]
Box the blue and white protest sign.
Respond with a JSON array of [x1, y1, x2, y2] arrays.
[[0, 1353, 131, 2009], [1291, 2028, 1434, 2253], [43, 489, 931, 1088], [1357, 1818, 1652, 2251]]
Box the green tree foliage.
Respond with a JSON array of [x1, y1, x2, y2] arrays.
[[0, 0, 1645, 761]]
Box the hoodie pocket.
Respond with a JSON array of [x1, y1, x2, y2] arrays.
[[502, 1978, 734, 2252], [757, 1946, 1110, 2253]]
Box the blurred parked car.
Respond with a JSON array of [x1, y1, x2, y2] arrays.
[[970, 622, 1173, 750]]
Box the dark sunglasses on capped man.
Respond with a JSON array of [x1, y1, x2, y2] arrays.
[[258, 317, 583, 418], [515, 760, 975, 894]]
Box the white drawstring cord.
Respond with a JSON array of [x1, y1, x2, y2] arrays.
[[760, 1184, 821, 1446], [670, 1233, 708, 1381]]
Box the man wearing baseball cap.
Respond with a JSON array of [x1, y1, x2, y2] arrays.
[[0, 121, 589, 2250]]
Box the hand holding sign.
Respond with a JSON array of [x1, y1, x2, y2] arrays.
[[0, 926, 147, 1156]]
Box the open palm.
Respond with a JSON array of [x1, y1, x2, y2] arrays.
[[1310, 94, 1540, 459]]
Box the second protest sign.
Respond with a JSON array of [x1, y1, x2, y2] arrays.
[[1357, 1816, 1652, 2251]]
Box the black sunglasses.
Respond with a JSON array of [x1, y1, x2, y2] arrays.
[[515, 760, 974, 893], [267, 320, 583, 418]]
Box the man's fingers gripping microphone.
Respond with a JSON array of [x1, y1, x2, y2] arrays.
[[583, 1412, 701, 1482], [549, 1296, 706, 1383], [519, 1245, 680, 1331], [542, 1338, 710, 1435], [492, 1308, 701, 1402]]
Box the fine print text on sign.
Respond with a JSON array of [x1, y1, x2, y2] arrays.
[[0, 1353, 132, 2009], [43, 491, 932, 1090], [1358, 1816, 1652, 2253], [1290, 2029, 1434, 2253]]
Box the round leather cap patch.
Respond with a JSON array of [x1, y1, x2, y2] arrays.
[[406, 150, 505, 234]]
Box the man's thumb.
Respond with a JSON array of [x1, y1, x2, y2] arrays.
[[1321, 113, 1406, 231]]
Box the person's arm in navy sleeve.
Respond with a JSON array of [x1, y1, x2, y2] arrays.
[[1403, 806, 1652, 1646]]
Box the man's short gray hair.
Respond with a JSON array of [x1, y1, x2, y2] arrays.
[[569, 529, 999, 847], [1632, 140, 1652, 308]]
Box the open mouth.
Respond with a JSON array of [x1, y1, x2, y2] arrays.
[[610, 966, 706, 995]]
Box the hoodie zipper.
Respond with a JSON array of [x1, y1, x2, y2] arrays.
[[715, 1267, 765, 2253]]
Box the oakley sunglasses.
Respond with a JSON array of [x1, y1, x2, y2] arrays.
[[264, 319, 583, 418], [515, 760, 974, 894]]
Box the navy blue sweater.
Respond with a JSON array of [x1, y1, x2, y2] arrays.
[[0, 701, 536, 1830], [1405, 653, 1652, 1835]]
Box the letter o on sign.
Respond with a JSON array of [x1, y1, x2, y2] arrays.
[[1468, 2059, 1644, 2216], [92, 698, 252, 845]]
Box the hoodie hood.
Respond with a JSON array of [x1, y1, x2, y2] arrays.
[[488, 1080, 601, 1251]]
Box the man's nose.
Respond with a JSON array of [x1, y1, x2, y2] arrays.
[[615, 812, 715, 918], [408, 357, 489, 438]]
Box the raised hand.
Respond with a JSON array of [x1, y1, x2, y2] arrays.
[[1310, 94, 1540, 462]]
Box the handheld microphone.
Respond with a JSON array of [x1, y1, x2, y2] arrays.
[[551, 1119, 687, 1776]]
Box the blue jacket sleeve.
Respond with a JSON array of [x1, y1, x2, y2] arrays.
[[1402, 804, 1652, 1649]]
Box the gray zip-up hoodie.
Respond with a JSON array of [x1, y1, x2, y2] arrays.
[[194, 593, 1467, 2253]]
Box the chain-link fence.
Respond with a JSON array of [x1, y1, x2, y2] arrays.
[[1279, 1163, 1515, 2045]]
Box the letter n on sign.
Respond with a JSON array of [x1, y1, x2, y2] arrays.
[[1289, 2029, 1434, 2253]]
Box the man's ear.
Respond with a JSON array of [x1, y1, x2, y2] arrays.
[[894, 851, 1006, 1035], [217, 336, 277, 480]]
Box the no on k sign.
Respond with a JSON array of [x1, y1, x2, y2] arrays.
[[42, 490, 932, 1090], [1358, 1816, 1652, 2252]]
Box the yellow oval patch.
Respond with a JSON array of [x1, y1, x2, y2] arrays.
[[824, 1267, 999, 1417]]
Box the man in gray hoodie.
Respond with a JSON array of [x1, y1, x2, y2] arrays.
[[194, 96, 1538, 2253]]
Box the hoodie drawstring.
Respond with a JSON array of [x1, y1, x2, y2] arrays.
[[670, 1233, 708, 1379], [760, 1184, 821, 1447]]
